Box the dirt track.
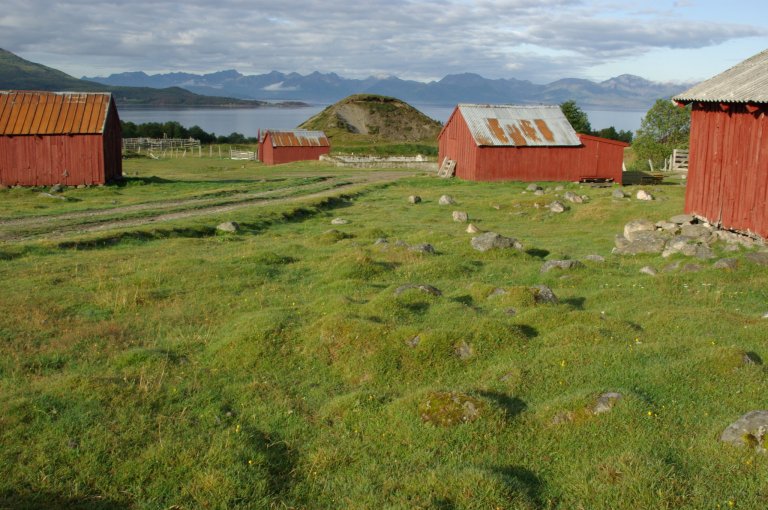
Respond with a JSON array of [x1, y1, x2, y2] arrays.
[[0, 170, 416, 243]]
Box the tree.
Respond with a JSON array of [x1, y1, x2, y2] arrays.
[[632, 99, 690, 169], [560, 100, 592, 134]]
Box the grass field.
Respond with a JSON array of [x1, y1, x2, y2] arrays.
[[2, 157, 768, 509]]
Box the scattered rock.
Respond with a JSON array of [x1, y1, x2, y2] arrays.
[[374, 238, 389, 245], [551, 411, 575, 425], [540, 259, 585, 273], [438, 195, 456, 205], [488, 288, 508, 297], [470, 232, 523, 252], [409, 243, 435, 254], [216, 221, 240, 233], [534, 189, 545, 196], [614, 231, 668, 255], [452, 211, 469, 222], [505, 308, 517, 316], [636, 190, 654, 201], [670, 214, 694, 225], [454, 341, 474, 360], [656, 221, 677, 232], [693, 244, 715, 260], [624, 219, 656, 241], [593, 392, 623, 415], [408, 195, 422, 204], [554, 185, 565, 191], [662, 261, 681, 273], [466, 223, 481, 234], [681, 263, 704, 273], [331, 217, 349, 225], [406, 335, 420, 348], [39, 192, 67, 201], [585, 254, 605, 263], [394, 284, 442, 297], [49, 183, 64, 193], [491, 204, 501, 210], [681, 224, 711, 238], [639, 266, 657, 276], [612, 189, 626, 199], [549, 201, 567, 213], [713, 258, 739, 270], [745, 252, 768, 266], [526, 183, 542, 192], [563, 191, 583, 203], [531, 285, 558, 304], [76, 184, 87, 189], [720, 411, 768, 451]]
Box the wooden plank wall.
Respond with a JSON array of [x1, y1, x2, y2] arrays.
[[685, 103, 768, 237]]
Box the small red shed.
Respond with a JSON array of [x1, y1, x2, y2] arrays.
[[438, 104, 626, 183], [0, 91, 122, 186], [673, 49, 768, 238], [258, 129, 330, 165]]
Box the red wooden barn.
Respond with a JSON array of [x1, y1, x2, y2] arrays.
[[0, 91, 122, 186], [257, 129, 330, 165], [438, 104, 627, 183], [673, 49, 768, 238]]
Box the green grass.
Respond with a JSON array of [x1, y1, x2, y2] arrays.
[[2, 161, 768, 509]]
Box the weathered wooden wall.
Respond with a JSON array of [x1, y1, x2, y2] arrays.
[[685, 103, 768, 237]]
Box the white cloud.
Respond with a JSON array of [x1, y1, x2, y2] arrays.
[[0, 0, 764, 83]]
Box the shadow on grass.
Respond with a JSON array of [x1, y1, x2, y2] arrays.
[[561, 297, 586, 310], [477, 391, 527, 420], [0, 491, 131, 510], [248, 430, 298, 501], [492, 466, 546, 508], [525, 248, 550, 259]]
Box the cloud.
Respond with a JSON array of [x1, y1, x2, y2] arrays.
[[0, 0, 764, 83]]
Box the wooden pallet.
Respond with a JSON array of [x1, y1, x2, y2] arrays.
[[437, 158, 456, 178]]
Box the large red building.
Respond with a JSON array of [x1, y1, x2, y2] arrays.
[[258, 130, 330, 165], [438, 104, 627, 183], [0, 91, 122, 186], [673, 49, 768, 238]]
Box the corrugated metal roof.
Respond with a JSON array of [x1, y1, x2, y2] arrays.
[[673, 49, 768, 104], [265, 130, 329, 147], [457, 104, 581, 147], [0, 91, 113, 135]]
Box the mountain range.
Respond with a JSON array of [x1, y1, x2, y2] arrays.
[[84, 69, 692, 110], [0, 49, 301, 108]]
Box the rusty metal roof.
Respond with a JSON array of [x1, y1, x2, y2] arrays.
[[673, 49, 768, 104], [265, 130, 329, 147], [0, 91, 114, 135], [457, 104, 581, 147]]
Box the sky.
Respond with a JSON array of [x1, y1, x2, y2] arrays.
[[1, 0, 766, 85]]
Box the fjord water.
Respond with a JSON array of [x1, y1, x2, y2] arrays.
[[118, 104, 645, 138]]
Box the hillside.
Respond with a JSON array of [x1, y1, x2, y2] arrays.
[[0, 48, 286, 107], [299, 94, 442, 143]]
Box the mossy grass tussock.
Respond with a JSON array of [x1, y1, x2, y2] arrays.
[[2, 156, 768, 509]]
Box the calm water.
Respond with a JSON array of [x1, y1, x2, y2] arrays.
[[118, 104, 645, 138]]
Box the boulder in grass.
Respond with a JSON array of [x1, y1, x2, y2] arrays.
[[713, 258, 739, 270], [614, 231, 668, 255], [670, 214, 694, 225], [394, 284, 442, 297], [331, 217, 349, 225], [540, 259, 585, 273], [745, 252, 768, 266], [624, 219, 656, 241], [593, 392, 623, 415], [409, 243, 435, 254], [466, 223, 481, 234], [438, 195, 456, 205], [639, 266, 658, 276], [216, 221, 240, 233], [612, 188, 626, 199], [636, 190, 654, 201], [563, 191, 583, 204], [720, 411, 768, 451], [549, 201, 566, 213], [452, 211, 469, 222], [408, 195, 422, 204], [585, 254, 605, 263], [470, 232, 523, 252], [526, 183, 542, 192], [531, 285, 558, 304]]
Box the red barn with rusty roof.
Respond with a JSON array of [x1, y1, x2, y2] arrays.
[[673, 49, 768, 238], [258, 129, 330, 165], [0, 91, 122, 186], [438, 104, 627, 183]]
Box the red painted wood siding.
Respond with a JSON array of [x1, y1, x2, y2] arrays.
[[0, 99, 122, 186], [258, 133, 330, 165], [685, 103, 768, 237], [438, 111, 625, 183]]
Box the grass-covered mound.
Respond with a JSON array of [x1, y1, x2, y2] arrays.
[[2, 161, 768, 509], [299, 94, 442, 154]]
